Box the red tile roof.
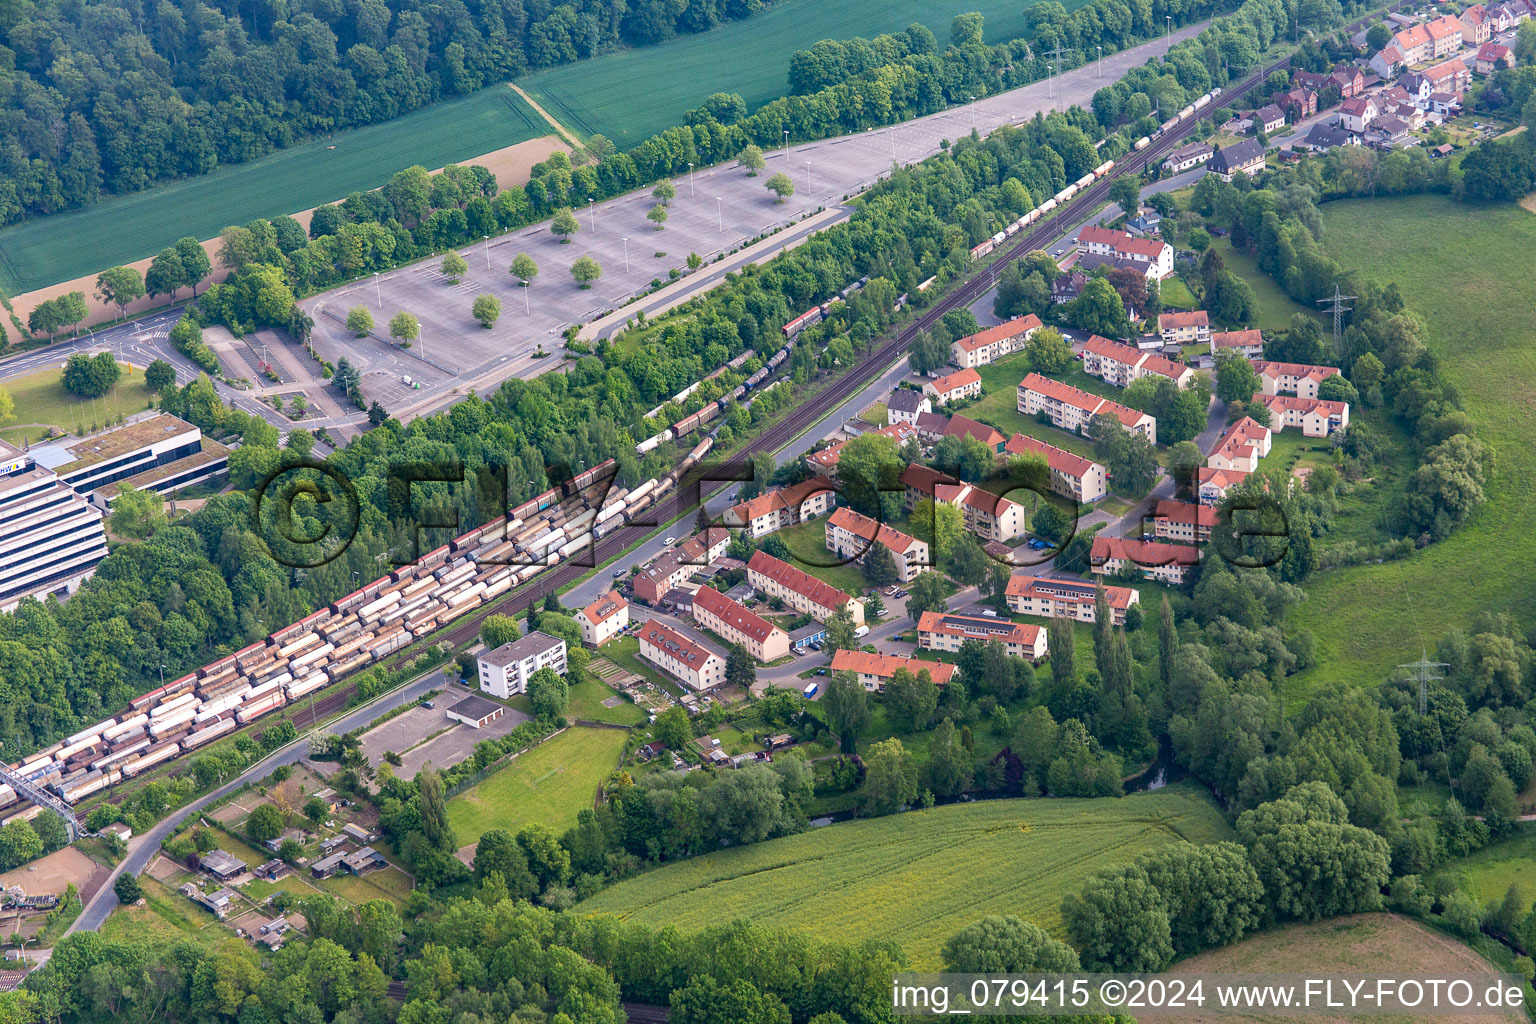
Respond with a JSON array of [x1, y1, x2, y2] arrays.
[[1078, 225, 1170, 260], [1083, 334, 1144, 364], [828, 506, 922, 555], [1252, 359, 1339, 383], [578, 590, 628, 627], [1211, 329, 1264, 350], [1004, 432, 1100, 481], [929, 368, 981, 394], [954, 314, 1042, 353], [693, 585, 783, 645], [1090, 535, 1202, 567], [1139, 352, 1191, 381], [943, 414, 1005, 449], [918, 610, 1045, 648], [1198, 466, 1250, 490], [1159, 310, 1210, 330], [1005, 574, 1136, 609], [640, 621, 719, 668], [1018, 373, 1151, 431], [830, 648, 957, 685], [1153, 500, 1217, 529], [747, 550, 855, 614]]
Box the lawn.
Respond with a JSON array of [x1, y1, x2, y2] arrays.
[[0, 87, 547, 295], [1157, 275, 1199, 310], [578, 785, 1231, 967], [1, 364, 156, 447], [604, 635, 689, 697], [773, 518, 869, 597], [316, 865, 415, 906], [1431, 830, 1536, 907], [1203, 237, 1319, 333], [446, 726, 629, 844], [1284, 196, 1536, 699], [518, 0, 1085, 143], [567, 675, 647, 726], [969, 353, 1100, 461]]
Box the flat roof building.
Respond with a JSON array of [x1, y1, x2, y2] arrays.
[[477, 631, 567, 699], [446, 694, 507, 729], [0, 438, 108, 612]]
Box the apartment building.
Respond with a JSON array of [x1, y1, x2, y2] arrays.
[[632, 529, 731, 603], [1260, 394, 1350, 437], [1090, 535, 1202, 585], [0, 439, 109, 613], [746, 550, 864, 624], [1081, 336, 1196, 390], [925, 368, 982, 406], [1152, 500, 1217, 544], [916, 611, 1048, 661], [1252, 360, 1341, 400], [1004, 433, 1108, 503], [574, 590, 629, 647], [899, 464, 1028, 542], [1197, 466, 1250, 505], [829, 649, 957, 692], [724, 479, 836, 539], [1210, 329, 1265, 358], [477, 631, 567, 698], [1158, 310, 1211, 346], [1076, 226, 1174, 279], [692, 585, 789, 662], [1206, 416, 1273, 473], [1209, 139, 1266, 180], [825, 507, 929, 582], [639, 621, 726, 690], [1462, 4, 1494, 43], [1004, 575, 1139, 625], [1017, 373, 1158, 444], [950, 315, 1043, 368]]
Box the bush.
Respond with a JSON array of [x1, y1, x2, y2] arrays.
[[113, 872, 143, 904]]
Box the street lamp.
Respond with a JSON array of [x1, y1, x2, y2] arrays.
[[588, 198, 596, 232], [687, 162, 695, 196], [622, 236, 630, 273], [373, 272, 381, 310], [783, 129, 790, 159], [483, 235, 490, 270], [1166, 14, 1171, 41], [715, 196, 723, 231], [1097, 45, 1103, 79]]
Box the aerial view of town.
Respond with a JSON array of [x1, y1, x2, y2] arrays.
[[0, 0, 1533, 1019]]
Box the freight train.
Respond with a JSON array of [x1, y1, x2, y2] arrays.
[[0, 444, 719, 818], [971, 86, 1222, 260]]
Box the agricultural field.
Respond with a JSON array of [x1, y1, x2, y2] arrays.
[[579, 785, 1231, 967], [0, 364, 155, 447], [445, 726, 629, 844], [1148, 914, 1522, 1024], [1284, 196, 1536, 698], [0, 88, 548, 296], [517, 0, 1083, 143]]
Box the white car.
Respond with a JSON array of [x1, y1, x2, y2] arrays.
[[1053, 247, 1065, 256], [664, 536, 676, 546]]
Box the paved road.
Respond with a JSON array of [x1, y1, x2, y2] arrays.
[[68, 667, 445, 935]]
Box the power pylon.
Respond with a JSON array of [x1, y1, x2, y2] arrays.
[[1398, 648, 1448, 716], [1316, 284, 1356, 362]]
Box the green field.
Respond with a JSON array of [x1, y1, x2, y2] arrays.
[[1284, 196, 1536, 698], [1, 364, 155, 446], [446, 726, 628, 844], [518, 0, 1084, 144], [579, 785, 1231, 967], [774, 518, 868, 596], [316, 865, 415, 906], [567, 676, 648, 725], [1202, 237, 1319, 332], [0, 88, 547, 295]]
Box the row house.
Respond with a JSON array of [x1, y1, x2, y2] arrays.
[[1253, 359, 1341, 400], [1076, 226, 1174, 280], [724, 479, 836, 539], [825, 506, 929, 582], [1330, 66, 1366, 98], [639, 621, 726, 691], [830, 649, 957, 692], [746, 550, 864, 624], [1206, 416, 1273, 474], [1018, 372, 1158, 444], [1398, 71, 1434, 104], [1210, 329, 1265, 358], [888, 388, 932, 425], [692, 585, 789, 663], [899, 464, 1028, 542], [1163, 142, 1215, 174], [1158, 309, 1211, 346], [1476, 42, 1515, 74], [1090, 535, 1202, 585], [632, 529, 730, 603], [1461, 4, 1494, 44], [950, 314, 1043, 368], [574, 590, 629, 647], [1210, 139, 1266, 180], [1004, 432, 1108, 503], [1197, 466, 1250, 505], [925, 367, 982, 406], [1004, 574, 1139, 625], [1487, 0, 1533, 33], [943, 413, 1008, 453], [1260, 394, 1350, 437], [1152, 500, 1217, 544], [916, 611, 1048, 662], [1081, 335, 1196, 390]]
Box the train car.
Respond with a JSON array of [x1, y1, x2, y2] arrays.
[[150, 708, 198, 738], [1178, 104, 1196, 120], [150, 692, 198, 718], [236, 695, 287, 725], [566, 458, 617, 496], [181, 719, 238, 753], [326, 651, 373, 679], [1093, 160, 1115, 178], [1074, 172, 1096, 190], [122, 743, 180, 777], [970, 239, 996, 260], [781, 307, 824, 339], [1194, 93, 1212, 110], [103, 713, 149, 741], [287, 673, 328, 700], [1134, 135, 1152, 151]]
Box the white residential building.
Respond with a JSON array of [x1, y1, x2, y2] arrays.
[[477, 631, 567, 698]]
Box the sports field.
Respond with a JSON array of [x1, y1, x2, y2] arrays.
[[0, 88, 547, 296], [445, 726, 628, 843], [1284, 196, 1536, 700], [517, 0, 1087, 144], [578, 785, 1231, 967]]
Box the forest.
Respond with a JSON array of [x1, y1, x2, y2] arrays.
[[0, 0, 773, 226]]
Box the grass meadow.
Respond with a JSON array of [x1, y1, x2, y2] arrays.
[[578, 784, 1231, 967], [446, 726, 628, 844], [1283, 196, 1536, 701], [516, 0, 1084, 144], [1, 364, 155, 447], [0, 88, 546, 295]]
